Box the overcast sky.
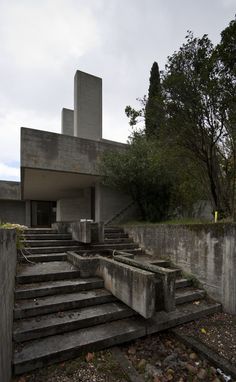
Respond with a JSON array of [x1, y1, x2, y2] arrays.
[[0, 0, 235, 181]]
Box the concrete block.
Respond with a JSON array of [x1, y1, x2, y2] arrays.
[[71, 221, 91, 243]]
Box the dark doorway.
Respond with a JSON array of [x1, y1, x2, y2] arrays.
[[31, 201, 56, 227]]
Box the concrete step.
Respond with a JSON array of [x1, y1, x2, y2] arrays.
[[14, 288, 116, 319], [16, 261, 80, 284], [104, 238, 134, 244], [146, 300, 221, 335], [104, 228, 125, 234], [175, 278, 192, 289], [24, 240, 78, 247], [24, 229, 58, 234], [13, 302, 134, 342], [19, 253, 67, 263], [104, 233, 129, 239], [13, 300, 221, 375], [175, 288, 205, 305], [23, 234, 72, 240], [15, 277, 104, 300], [13, 316, 145, 375], [22, 246, 82, 254]]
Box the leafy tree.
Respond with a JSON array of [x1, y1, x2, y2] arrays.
[[99, 134, 173, 221], [162, 31, 232, 216]]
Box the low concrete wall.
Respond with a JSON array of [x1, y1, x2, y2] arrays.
[[125, 224, 236, 314], [0, 229, 17, 382], [67, 253, 157, 318]]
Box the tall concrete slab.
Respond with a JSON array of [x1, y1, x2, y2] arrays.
[[61, 108, 74, 136], [74, 71, 102, 141]]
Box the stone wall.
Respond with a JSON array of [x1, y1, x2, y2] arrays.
[[0, 229, 17, 382], [124, 223, 236, 314]]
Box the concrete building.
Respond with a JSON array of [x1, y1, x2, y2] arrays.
[[0, 70, 135, 227]]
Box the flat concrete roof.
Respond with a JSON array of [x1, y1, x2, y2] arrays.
[[21, 127, 126, 200], [22, 168, 99, 200]]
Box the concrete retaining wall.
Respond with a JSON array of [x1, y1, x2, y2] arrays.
[[124, 224, 236, 314], [0, 229, 17, 382]]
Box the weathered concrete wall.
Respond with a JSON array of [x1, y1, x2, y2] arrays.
[[21, 127, 126, 175], [0, 200, 26, 225], [125, 224, 236, 314], [0, 181, 21, 200], [74, 71, 102, 141], [56, 188, 91, 221], [61, 108, 74, 136], [0, 229, 17, 382], [97, 184, 132, 224]]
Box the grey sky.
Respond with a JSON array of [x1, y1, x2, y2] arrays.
[[0, 0, 235, 180]]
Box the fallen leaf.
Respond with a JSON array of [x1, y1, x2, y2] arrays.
[[200, 328, 207, 334], [86, 352, 95, 362]]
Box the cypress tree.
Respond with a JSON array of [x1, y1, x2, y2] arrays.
[[145, 61, 164, 138]]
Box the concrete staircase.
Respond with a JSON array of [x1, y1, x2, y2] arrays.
[[13, 227, 221, 375]]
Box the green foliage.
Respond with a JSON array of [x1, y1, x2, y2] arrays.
[[104, 16, 236, 222], [99, 134, 173, 221], [0, 222, 26, 249]]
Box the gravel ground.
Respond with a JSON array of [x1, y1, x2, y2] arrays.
[[122, 331, 235, 382], [12, 350, 129, 382], [176, 312, 236, 365]]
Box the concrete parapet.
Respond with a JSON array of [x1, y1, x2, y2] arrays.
[[67, 252, 157, 318], [0, 229, 17, 382]]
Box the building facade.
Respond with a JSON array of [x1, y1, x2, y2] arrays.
[[0, 71, 136, 227]]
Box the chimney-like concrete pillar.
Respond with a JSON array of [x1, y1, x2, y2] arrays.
[[61, 108, 74, 136], [74, 71, 102, 141]]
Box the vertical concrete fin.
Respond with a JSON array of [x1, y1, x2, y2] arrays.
[[74, 70, 102, 141]]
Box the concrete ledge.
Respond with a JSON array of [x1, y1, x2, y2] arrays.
[[67, 252, 157, 318]]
